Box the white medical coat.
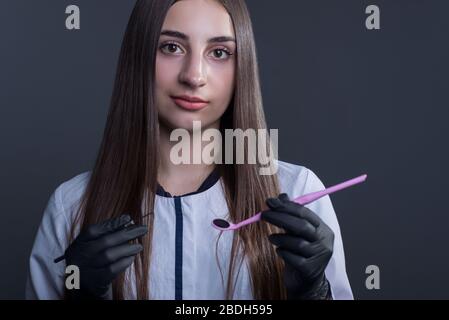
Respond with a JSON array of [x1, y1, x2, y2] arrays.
[[25, 160, 354, 300]]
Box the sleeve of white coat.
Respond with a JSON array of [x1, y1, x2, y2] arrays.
[[25, 186, 69, 299], [301, 168, 354, 300]]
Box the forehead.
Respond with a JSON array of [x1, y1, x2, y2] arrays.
[[162, 0, 235, 38]]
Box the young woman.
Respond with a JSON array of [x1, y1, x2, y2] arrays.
[[26, 0, 353, 300]]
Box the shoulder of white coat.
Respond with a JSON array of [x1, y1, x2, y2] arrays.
[[276, 160, 335, 219], [54, 171, 91, 223], [276, 160, 322, 196]]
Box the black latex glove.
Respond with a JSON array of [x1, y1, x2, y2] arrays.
[[64, 214, 148, 300], [261, 193, 334, 300]]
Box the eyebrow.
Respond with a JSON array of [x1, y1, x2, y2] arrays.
[[160, 30, 236, 43]]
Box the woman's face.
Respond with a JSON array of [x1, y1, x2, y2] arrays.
[[155, 0, 236, 132]]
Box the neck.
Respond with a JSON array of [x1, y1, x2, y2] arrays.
[[157, 121, 221, 196]]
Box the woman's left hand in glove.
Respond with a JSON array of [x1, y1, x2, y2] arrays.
[[262, 193, 334, 300]]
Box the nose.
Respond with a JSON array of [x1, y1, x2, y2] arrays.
[[178, 52, 206, 89]]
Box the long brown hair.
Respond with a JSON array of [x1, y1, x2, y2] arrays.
[[68, 0, 287, 300]]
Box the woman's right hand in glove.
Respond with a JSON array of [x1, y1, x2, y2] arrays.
[[64, 214, 148, 300]]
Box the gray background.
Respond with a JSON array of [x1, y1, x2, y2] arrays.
[[0, 0, 448, 299]]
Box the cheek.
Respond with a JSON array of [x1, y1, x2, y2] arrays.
[[210, 63, 235, 106], [155, 56, 180, 91]]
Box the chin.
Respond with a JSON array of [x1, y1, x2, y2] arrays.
[[159, 114, 217, 132]]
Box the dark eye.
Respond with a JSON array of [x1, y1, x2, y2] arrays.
[[160, 43, 183, 55], [211, 48, 232, 60]]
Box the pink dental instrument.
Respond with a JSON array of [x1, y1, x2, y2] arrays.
[[212, 173, 368, 231]]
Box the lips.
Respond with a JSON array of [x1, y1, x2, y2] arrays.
[[171, 95, 209, 111]]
